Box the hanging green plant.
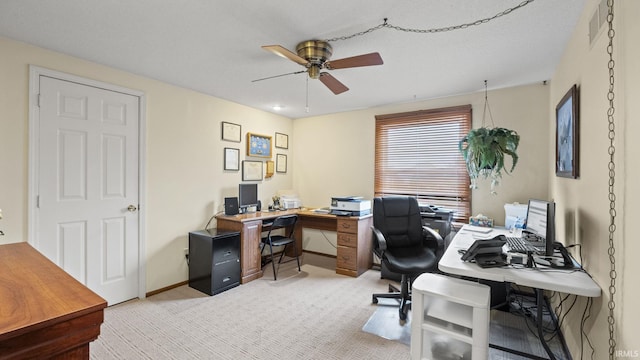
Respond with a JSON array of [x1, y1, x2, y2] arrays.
[[458, 127, 520, 194]]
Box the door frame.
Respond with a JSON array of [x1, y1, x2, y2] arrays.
[[27, 65, 147, 301]]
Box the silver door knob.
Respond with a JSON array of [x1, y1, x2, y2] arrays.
[[127, 205, 137, 212]]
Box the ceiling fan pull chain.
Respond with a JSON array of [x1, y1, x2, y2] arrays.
[[305, 76, 310, 113]]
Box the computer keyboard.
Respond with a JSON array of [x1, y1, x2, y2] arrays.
[[505, 236, 539, 253]]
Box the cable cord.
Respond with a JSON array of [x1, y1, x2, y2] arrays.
[[581, 297, 595, 360], [204, 210, 225, 230]]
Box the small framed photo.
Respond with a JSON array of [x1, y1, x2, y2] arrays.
[[223, 147, 239, 171], [556, 84, 579, 179], [265, 160, 274, 178], [221, 121, 241, 142], [275, 132, 289, 149], [242, 160, 263, 181], [276, 154, 287, 173]]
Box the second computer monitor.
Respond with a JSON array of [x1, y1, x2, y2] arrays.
[[525, 199, 556, 256]]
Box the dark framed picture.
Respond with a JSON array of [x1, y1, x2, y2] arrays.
[[242, 160, 263, 181], [276, 153, 287, 173], [223, 147, 239, 171], [246, 133, 272, 158], [221, 121, 241, 142], [275, 132, 289, 149], [555, 84, 579, 178]]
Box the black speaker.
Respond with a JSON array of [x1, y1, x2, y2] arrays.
[[256, 200, 262, 212], [225, 197, 239, 215]]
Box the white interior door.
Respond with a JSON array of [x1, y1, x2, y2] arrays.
[[36, 75, 140, 305]]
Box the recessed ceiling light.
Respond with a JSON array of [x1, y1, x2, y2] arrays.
[[272, 105, 283, 111]]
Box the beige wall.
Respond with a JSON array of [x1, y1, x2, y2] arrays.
[[293, 84, 550, 254], [0, 36, 293, 292], [549, 0, 638, 355]]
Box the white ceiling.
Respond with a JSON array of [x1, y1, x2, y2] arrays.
[[0, 0, 587, 119]]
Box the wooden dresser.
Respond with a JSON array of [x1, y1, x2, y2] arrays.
[[0, 242, 107, 359]]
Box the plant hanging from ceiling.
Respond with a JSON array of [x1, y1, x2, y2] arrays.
[[459, 81, 520, 194]]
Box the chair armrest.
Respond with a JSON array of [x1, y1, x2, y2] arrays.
[[371, 227, 387, 256], [422, 225, 444, 252]]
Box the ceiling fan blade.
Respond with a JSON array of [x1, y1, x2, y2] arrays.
[[325, 52, 383, 70], [319, 73, 349, 95], [251, 70, 306, 83], [262, 45, 309, 66]]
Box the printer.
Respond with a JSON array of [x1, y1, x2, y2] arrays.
[[277, 190, 302, 209], [330, 196, 371, 216], [419, 204, 454, 240]]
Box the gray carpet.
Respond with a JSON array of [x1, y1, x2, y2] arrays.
[[91, 253, 567, 359], [90, 254, 411, 360]]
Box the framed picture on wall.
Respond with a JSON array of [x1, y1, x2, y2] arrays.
[[555, 84, 579, 178], [276, 153, 287, 173], [221, 121, 241, 142], [275, 132, 289, 149], [242, 160, 263, 181], [265, 161, 274, 178], [246, 133, 272, 158], [223, 147, 239, 171]]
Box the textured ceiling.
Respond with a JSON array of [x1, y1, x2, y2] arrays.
[[0, 0, 587, 119]]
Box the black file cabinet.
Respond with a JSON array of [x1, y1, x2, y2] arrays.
[[189, 229, 241, 296]]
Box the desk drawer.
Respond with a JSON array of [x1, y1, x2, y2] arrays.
[[336, 246, 357, 270], [337, 219, 358, 234], [337, 232, 358, 248]]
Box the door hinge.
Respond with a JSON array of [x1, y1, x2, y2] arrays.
[[36, 195, 40, 208], [37, 94, 41, 107]]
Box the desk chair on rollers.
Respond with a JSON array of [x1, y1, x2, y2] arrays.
[[260, 214, 300, 280], [371, 196, 443, 320]]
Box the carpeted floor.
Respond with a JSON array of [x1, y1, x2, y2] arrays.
[[91, 253, 410, 359], [90, 253, 568, 359]]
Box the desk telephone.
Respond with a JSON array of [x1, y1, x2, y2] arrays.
[[460, 235, 507, 268]]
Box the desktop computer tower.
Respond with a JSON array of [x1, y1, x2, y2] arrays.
[[224, 197, 239, 215]]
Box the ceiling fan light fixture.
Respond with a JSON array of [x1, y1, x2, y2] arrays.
[[295, 40, 332, 64], [257, 38, 382, 96], [308, 65, 321, 79]]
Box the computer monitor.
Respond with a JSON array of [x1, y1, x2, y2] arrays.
[[238, 183, 258, 212], [525, 199, 556, 256]]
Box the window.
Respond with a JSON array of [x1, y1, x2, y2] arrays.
[[374, 105, 472, 222]]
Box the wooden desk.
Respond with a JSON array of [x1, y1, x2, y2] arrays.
[[0, 242, 107, 359], [216, 210, 373, 283]]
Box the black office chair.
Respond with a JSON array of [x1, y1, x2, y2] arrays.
[[371, 196, 444, 320], [260, 214, 300, 280]]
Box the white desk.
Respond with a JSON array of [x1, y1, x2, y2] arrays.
[[438, 224, 601, 359]]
